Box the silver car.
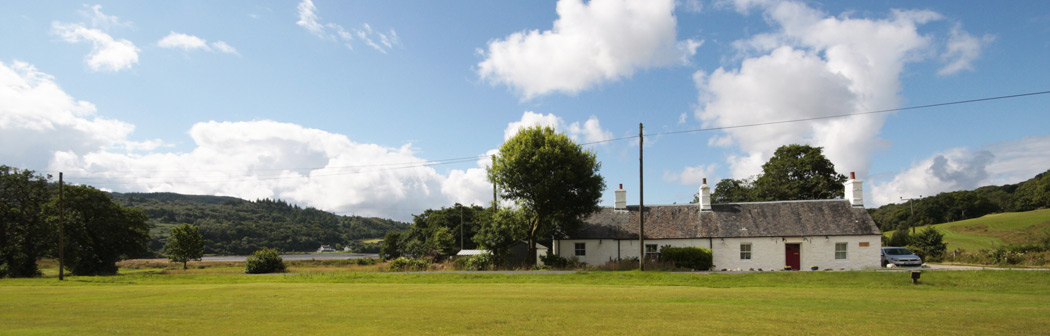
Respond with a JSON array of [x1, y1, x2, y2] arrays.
[[881, 247, 922, 267]]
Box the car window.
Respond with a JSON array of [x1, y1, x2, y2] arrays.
[[886, 248, 911, 255]]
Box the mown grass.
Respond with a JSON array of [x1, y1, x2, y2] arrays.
[[2, 270, 1049, 335]]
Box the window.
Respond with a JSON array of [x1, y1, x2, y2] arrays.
[[740, 243, 752, 260], [645, 244, 659, 260], [835, 242, 848, 259], [574, 243, 586, 256]]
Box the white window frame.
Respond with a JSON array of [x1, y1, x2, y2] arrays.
[[835, 242, 848, 259], [574, 242, 586, 256], [740, 243, 752, 260], [645, 244, 659, 260]]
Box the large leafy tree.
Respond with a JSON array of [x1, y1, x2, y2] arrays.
[[165, 224, 204, 270], [488, 126, 605, 265], [753, 144, 847, 201], [57, 185, 150, 275], [711, 144, 846, 202], [473, 207, 530, 267], [0, 166, 52, 278]]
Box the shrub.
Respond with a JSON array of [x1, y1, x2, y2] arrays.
[[539, 252, 585, 269], [354, 258, 379, 266], [909, 227, 947, 261], [244, 247, 286, 274], [659, 246, 713, 271], [887, 229, 911, 247], [388, 257, 430, 272]]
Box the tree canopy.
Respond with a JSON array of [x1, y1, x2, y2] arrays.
[[488, 126, 605, 265], [166, 224, 204, 269], [0, 166, 52, 278], [711, 144, 846, 203], [57, 185, 151, 276]]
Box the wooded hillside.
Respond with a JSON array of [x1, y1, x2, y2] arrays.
[[109, 192, 409, 256], [869, 168, 1050, 231]]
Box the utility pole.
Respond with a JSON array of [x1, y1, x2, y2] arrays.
[[901, 195, 923, 234], [638, 123, 645, 271], [460, 206, 464, 251], [58, 172, 64, 281], [491, 154, 498, 211]]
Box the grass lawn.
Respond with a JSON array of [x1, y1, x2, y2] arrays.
[[3, 270, 1049, 335]]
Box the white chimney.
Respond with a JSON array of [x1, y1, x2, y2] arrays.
[[699, 178, 712, 211], [614, 184, 627, 210], [844, 172, 863, 208]]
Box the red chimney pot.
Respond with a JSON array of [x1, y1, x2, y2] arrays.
[[702, 178, 707, 184], [619, 184, 623, 189], [850, 172, 856, 179]]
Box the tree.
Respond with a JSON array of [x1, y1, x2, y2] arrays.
[[474, 207, 530, 267], [711, 144, 846, 202], [56, 185, 150, 276], [909, 227, 947, 262], [753, 144, 847, 201], [244, 247, 285, 273], [0, 166, 52, 278], [379, 231, 402, 260], [887, 229, 911, 247], [165, 224, 204, 270], [488, 126, 605, 265]]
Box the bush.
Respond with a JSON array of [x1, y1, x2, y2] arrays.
[[909, 227, 947, 262], [539, 252, 585, 269], [388, 257, 430, 272], [659, 246, 713, 271], [452, 253, 493, 271], [354, 257, 379, 266], [244, 247, 286, 274]]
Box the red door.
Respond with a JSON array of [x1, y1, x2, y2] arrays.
[[785, 243, 801, 270]]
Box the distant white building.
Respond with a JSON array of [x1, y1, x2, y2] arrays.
[[317, 245, 336, 253], [552, 174, 882, 271]]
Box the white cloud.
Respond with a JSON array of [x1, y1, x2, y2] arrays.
[[0, 61, 143, 169], [157, 32, 208, 50], [295, 0, 400, 53], [694, 1, 982, 180], [663, 164, 718, 186], [869, 135, 1050, 207], [296, 0, 326, 38], [156, 32, 239, 55], [502, 111, 614, 145], [478, 0, 701, 100], [210, 41, 240, 55], [939, 24, 995, 76], [83, 4, 131, 30], [52, 22, 140, 72]]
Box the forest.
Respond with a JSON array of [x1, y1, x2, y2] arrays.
[[868, 168, 1050, 231], [109, 192, 409, 256]]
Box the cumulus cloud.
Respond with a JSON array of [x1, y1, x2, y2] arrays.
[[663, 164, 718, 186], [693, 0, 986, 180], [477, 0, 701, 100], [502, 111, 614, 145], [157, 32, 239, 55], [939, 24, 995, 75], [870, 135, 1050, 207], [82, 4, 132, 30], [0, 61, 145, 169], [295, 0, 400, 53], [52, 22, 140, 72]]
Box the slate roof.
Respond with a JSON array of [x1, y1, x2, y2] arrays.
[[573, 200, 880, 239]]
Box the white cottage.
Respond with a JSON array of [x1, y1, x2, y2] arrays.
[[552, 174, 882, 270]]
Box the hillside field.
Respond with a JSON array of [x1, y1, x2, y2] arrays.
[[883, 209, 1050, 251], [2, 269, 1049, 335]]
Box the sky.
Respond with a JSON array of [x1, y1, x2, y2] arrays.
[[2, 0, 1049, 222]]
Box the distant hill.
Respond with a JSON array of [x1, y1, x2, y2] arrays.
[[883, 209, 1050, 251], [869, 168, 1050, 231], [109, 192, 409, 256]]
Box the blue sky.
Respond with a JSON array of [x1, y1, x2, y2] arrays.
[[2, 0, 1048, 221]]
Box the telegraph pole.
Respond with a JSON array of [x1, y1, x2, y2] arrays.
[[638, 123, 645, 271], [58, 172, 64, 281], [901, 196, 923, 234], [491, 154, 498, 211], [460, 206, 464, 250]]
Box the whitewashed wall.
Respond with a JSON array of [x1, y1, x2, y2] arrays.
[[557, 235, 881, 270]]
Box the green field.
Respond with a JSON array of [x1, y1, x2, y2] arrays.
[[884, 209, 1050, 251], [3, 270, 1050, 335]]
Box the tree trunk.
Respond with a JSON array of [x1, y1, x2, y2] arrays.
[[183, 260, 188, 270]]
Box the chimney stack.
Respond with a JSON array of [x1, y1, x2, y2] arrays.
[[844, 171, 863, 208], [615, 184, 627, 210], [699, 178, 712, 211]]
